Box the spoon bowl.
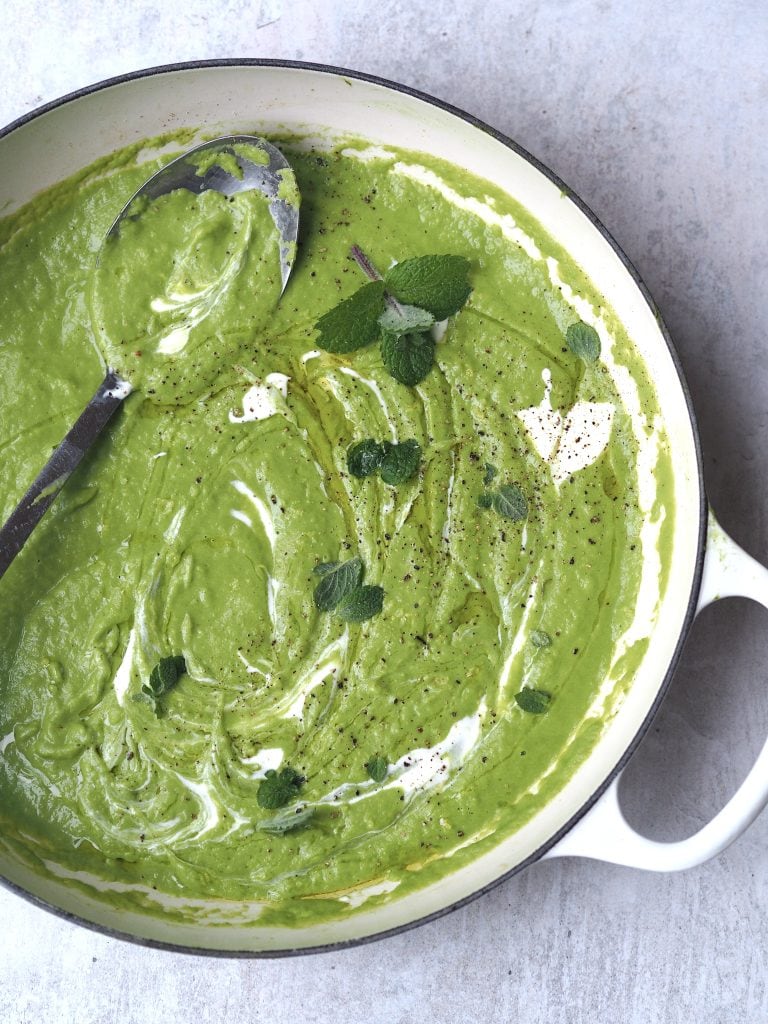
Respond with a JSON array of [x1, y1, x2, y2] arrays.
[[105, 135, 299, 294]]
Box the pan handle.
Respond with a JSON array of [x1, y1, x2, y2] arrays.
[[542, 511, 768, 871]]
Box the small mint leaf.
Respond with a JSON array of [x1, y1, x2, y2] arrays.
[[336, 584, 384, 622], [514, 687, 551, 714], [348, 439, 385, 478], [257, 766, 305, 809], [313, 556, 364, 611], [315, 281, 386, 354], [384, 255, 472, 320], [365, 756, 389, 783], [477, 492, 493, 509], [381, 330, 434, 386], [493, 484, 528, 521], [378, 303, 435, 335], [145, 655, 186, 704], [530, 630, 552, 648], [483, 463, 497, 486], [566, 321, 601, 363], [379, 440, 421, 485]]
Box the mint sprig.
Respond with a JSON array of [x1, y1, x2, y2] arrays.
[[314, 249, 471, 387], [493, 484, 528, 521], [312, 556, 364, 611], [379, 439, 422, 485], [312, 556, 384, 623], [514, 687, 551, 714], [142, 655, 186, 713], [365, 756, 389, 782], [347, 439, 386, 478], [257, 767, 304, 809], [566, 321, 601, 363], [347, 438, 421, 486], [478, 481, 528, 522]]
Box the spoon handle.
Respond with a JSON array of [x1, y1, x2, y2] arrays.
[[0, 370, 129, 580]]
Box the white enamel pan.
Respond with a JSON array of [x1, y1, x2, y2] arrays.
[[1, 60, 767, 956]]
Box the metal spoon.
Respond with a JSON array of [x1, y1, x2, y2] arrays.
[[0, 135, 300, 579]]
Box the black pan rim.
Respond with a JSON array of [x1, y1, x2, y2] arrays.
[[0, 57, 707, 958]]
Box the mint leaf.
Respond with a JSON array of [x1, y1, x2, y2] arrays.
[[147, 656, 185, 697], [514, 687, 551, 714], [336, 585, 384, 622], [257, 766, 305, 809], [483, 463, 497, 486], [493, 484, 528, 521], [379, 439, 421, 485], [378, 303, 435, 334], [313, 556, 364, 611], [384, 255, 472, 320], [257, 806, 315, 833], [142, 655, 186, 712], [381, 330, 434, 386], [530, 629, 552, 648], [365, 756, 389, 782], [348, 439, 385, 478], [566, 321, 601, 363], [312, 557, 384, 623], [315, 281, 385, 354], [347, 438, 422, 485], [477, 492, 493, 509]]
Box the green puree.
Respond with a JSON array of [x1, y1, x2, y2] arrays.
[[0, 134, 673, 928]]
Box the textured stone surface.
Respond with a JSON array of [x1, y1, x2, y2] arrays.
[[1, 1, 768, 1020]]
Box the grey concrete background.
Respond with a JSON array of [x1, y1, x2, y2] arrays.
[[2, 1, 768, 1020]]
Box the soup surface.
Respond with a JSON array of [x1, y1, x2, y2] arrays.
[[0, 132, 673, 927]]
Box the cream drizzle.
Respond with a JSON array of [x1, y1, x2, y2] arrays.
[[238, 747, 284, 779], [337, 878, 400, 907], [230, 480, 276, 549], [516, 369, 614, 486], [230, 509, 253, 528], [280, 634, 348, 722], [318, 700, 486, 807], [112, 627, 137, 706], [334, 367, 396, 441], [229, 373, 290, 423]]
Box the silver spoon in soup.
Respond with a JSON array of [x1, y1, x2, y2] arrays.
[[0, 135, 300, 578]]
